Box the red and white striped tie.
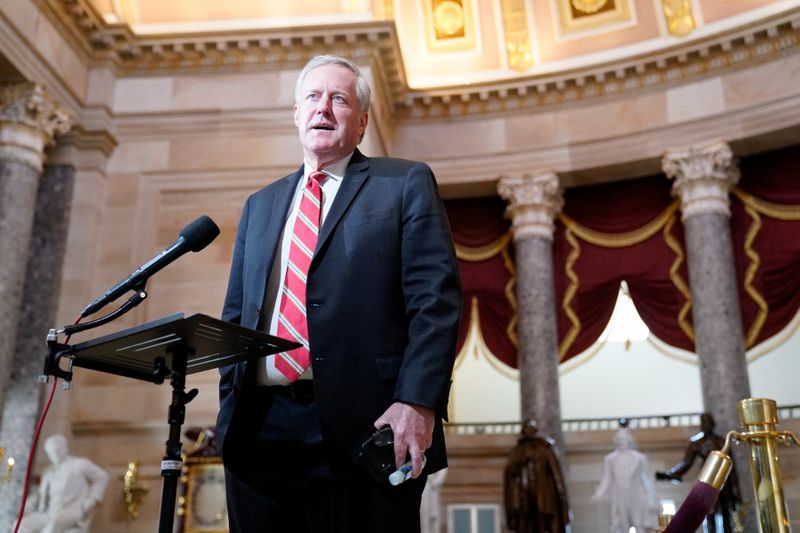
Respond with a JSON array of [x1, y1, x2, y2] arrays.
[[275, 171, 326, 381]]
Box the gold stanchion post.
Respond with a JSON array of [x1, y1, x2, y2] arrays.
[[662, 398, 800, 533], [737, 398, 793, 533]]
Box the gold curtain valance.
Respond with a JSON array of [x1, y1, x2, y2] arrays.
[[733, 188, 800, 220], [455, 233, 512, 261], [558, 200, 680, 248], [557, 200, 694, 358]]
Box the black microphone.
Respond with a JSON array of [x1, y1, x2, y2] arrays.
[[80, 215, 220, 318]]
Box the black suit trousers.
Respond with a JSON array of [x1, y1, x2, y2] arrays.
[[223, 389, 426, 533]]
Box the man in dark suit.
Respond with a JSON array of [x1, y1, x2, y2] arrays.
[[217, 54, 462, 533]]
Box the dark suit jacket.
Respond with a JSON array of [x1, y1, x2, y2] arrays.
[[216, 149, 462, 475]]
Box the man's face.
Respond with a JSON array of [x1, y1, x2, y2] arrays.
[[294, 64, 368, 168]]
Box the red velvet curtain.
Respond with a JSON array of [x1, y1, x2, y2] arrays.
[[445, 197, 516, 368], [553, 176, 694, 358], [445, 144, 800, 368], [730, 145, 800, 347]]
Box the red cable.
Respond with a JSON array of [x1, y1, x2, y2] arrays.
[[13, 313, 81, 532], [13, 377, 58, 533]]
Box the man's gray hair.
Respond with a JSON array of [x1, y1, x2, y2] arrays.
[[295, 55, 371, 112]]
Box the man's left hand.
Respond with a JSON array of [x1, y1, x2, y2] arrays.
[[374, 402, 434, 479]]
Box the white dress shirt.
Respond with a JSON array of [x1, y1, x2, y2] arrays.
[[256, 152, 352, 385]]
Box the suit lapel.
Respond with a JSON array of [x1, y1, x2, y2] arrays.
[[265, 169, 302, 247], [252, 167, 303, 310], [312, 150, 370, 267]]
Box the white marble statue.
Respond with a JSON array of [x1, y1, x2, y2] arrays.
[[420, 467, 447, 533], [591, 428, 658, 533], [19, 435, 109, 533]]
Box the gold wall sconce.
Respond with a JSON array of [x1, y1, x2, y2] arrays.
[[122, 459, 149, 519], [0, 448, 14, 483]]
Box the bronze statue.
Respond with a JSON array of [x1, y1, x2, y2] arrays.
[[656, 413, 742, 533], [504, 420, 570, 533]]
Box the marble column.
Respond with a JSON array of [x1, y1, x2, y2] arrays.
[[0, 83, 71, 424], [662, 139, 755, 529], [0, 164, 75, 529], [498, 172, 565, 455]]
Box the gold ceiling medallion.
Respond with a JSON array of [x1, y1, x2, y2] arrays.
[[434, 1, 465, 37], [500, 0, 534, 72], [662, 0, 696, 37], [556, 0, 633, 37], [571, 0, 609, 15], [423, 0, 476, 52]]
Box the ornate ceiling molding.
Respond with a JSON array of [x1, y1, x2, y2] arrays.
[[36, 0, 800, 121], [35, 0, 407, 91], [404, 7, 800, 119]]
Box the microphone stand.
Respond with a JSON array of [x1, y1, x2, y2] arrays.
[[41, 283, 149, 386], [40, 274, 296, 533], [40, 281, 197, 533]]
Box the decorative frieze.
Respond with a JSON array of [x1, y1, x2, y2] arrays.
[[405, 13, 799, 119], [39, 2, 406, 76], [35, 0, 800, 120], [498, 173, 564, 241], [662, 139, 740, 220]]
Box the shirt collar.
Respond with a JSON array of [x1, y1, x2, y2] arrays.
[[303, 151, 354, 183]]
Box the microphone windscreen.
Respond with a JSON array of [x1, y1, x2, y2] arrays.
[[664, 480, 721, 533], [180, 215, 220, 252]]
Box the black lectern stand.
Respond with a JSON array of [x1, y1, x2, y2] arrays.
[[43, 313, 298, 533]]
